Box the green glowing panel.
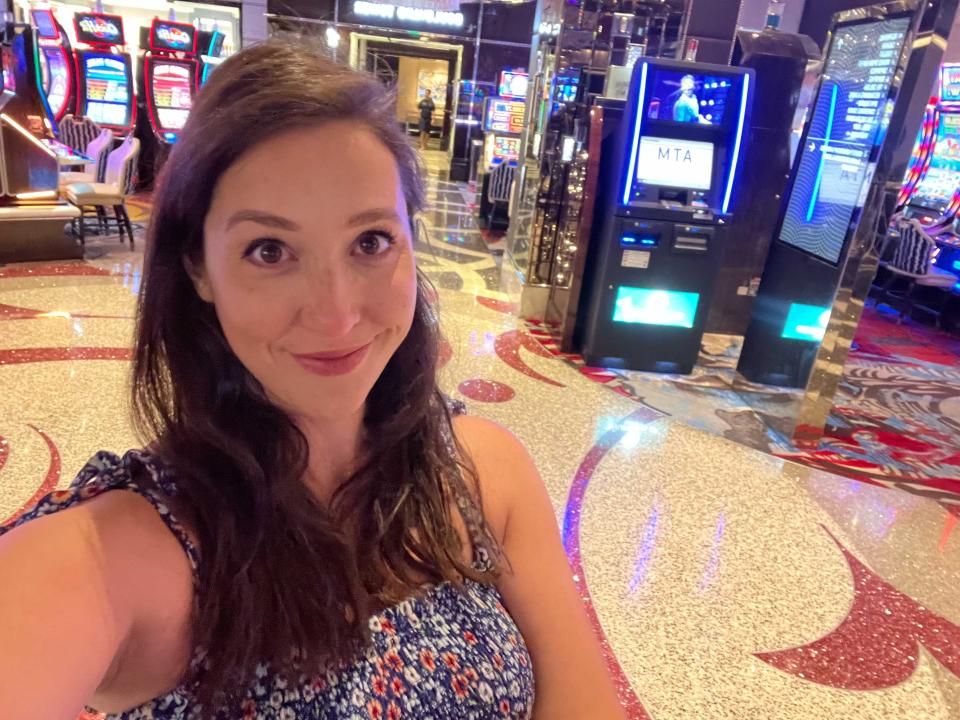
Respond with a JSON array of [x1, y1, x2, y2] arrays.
[[612, 287, 699, 328], [782, 303, 831, 341]]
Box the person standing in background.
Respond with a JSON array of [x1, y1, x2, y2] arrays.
[[418, 88, 435, 150]]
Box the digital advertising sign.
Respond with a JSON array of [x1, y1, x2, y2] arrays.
[[777, 16, 911, 265]]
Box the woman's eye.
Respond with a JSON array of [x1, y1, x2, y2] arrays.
[[355, 231, 396, 257], [244, 239, 289, 266]]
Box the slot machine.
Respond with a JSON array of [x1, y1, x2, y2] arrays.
[[142, 18, 198, 143], [73, 12, 135, 136], [480, 71, 527, 167], [900, 65, 960, 225], [1, 22, 81, 263], [135, 18, 198, 189], [30, 8, 75, 127], [574, 59, 754, 374]]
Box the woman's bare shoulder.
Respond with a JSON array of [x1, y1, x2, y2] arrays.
[[451, 414, 536, 542], [0, 488, 194, 714]]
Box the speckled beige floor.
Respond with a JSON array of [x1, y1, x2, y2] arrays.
[[1, 158, 958, 719]]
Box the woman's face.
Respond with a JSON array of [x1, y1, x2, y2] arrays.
[[192, 121, 418, 422]]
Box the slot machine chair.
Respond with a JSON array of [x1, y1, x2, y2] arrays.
[[58, 114, 102, 152], [64, 135, 140, 246], [875, 217, 959, 326], [485, 161, 516, 232], [59, 128, 113, 186]]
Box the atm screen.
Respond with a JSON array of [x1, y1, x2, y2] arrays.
[[635, 136, 714, 190], [152, 62, 193, 130], [83, 55, 131, 126], [646, 69, 733, 125]]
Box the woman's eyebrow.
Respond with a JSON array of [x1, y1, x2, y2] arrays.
[[346, 208, 403, 228], [225, 209, 302, 231]]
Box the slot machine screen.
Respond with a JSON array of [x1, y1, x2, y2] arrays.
[[41, 47, 69, 116], [484, 98, 525, 134], [2, 46, 16, 93], [152, 62, 193, 130], [150, 20, 197, 54], [777, 15, 913, 264], [83, 55, 131, 127], [498, 71, 528, 100], [493, 136, 520, 162], [635, 136, 715, 190], [910, 113, 960, 211], [941, 64, 960, 105], [75, 13, 125, 46], [31, 9, 60, 40], [646, 69, 733, 125]]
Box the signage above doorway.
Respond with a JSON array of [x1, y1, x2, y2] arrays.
[[352, 1, 464, 28]]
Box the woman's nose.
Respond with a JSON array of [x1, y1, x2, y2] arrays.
[[297, 265, 363, 337]]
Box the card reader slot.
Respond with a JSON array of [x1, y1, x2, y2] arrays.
[[673, 235, 709, 253]]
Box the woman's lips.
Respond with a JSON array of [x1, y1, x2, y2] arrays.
[[291, 344, 370, 376]]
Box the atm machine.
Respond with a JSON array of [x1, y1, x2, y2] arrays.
[[574, 58, 754, 374], [30, 8, 75, 128], [73, 12, 136, 136]]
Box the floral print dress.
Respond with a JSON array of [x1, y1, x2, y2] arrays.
[[1, 449, 536, 719]]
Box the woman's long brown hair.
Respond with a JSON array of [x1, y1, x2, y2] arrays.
[[132, 37, 499, 716]]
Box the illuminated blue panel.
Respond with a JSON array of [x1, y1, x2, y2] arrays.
[[613, 287, 699, 328], [622, 62, 649, 206], [781, 303, 831, 341], [721, 73, 750, 215], [953, 259, 960, 271], [806, 84, 839, 222]]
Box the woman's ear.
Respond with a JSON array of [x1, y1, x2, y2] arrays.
[[183, 255, 214, 303]]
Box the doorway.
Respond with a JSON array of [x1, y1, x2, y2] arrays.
[[349, 33, 463, 155]]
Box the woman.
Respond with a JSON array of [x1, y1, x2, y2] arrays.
[[0, 40, 625, 720]]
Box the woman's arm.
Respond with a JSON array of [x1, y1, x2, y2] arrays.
[[0, 491, 193, 718], [455, 416, 627, 720]]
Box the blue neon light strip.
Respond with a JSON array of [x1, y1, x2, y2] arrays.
[[806, 83, 839, 223], [622, 62, 649, 206], [953, 259, 960, 271], [721, 73, 750, 215]]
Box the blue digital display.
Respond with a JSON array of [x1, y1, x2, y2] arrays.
[[778, 17, 911, 264], [621, 235, 658, 247], [621, 61, 751, 213], [612, 287, 699, 328], [781, 303, 831, 341], [647, 69, 733, 125]]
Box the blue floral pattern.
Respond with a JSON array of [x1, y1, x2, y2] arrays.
[[0, 450, 535, 719]]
